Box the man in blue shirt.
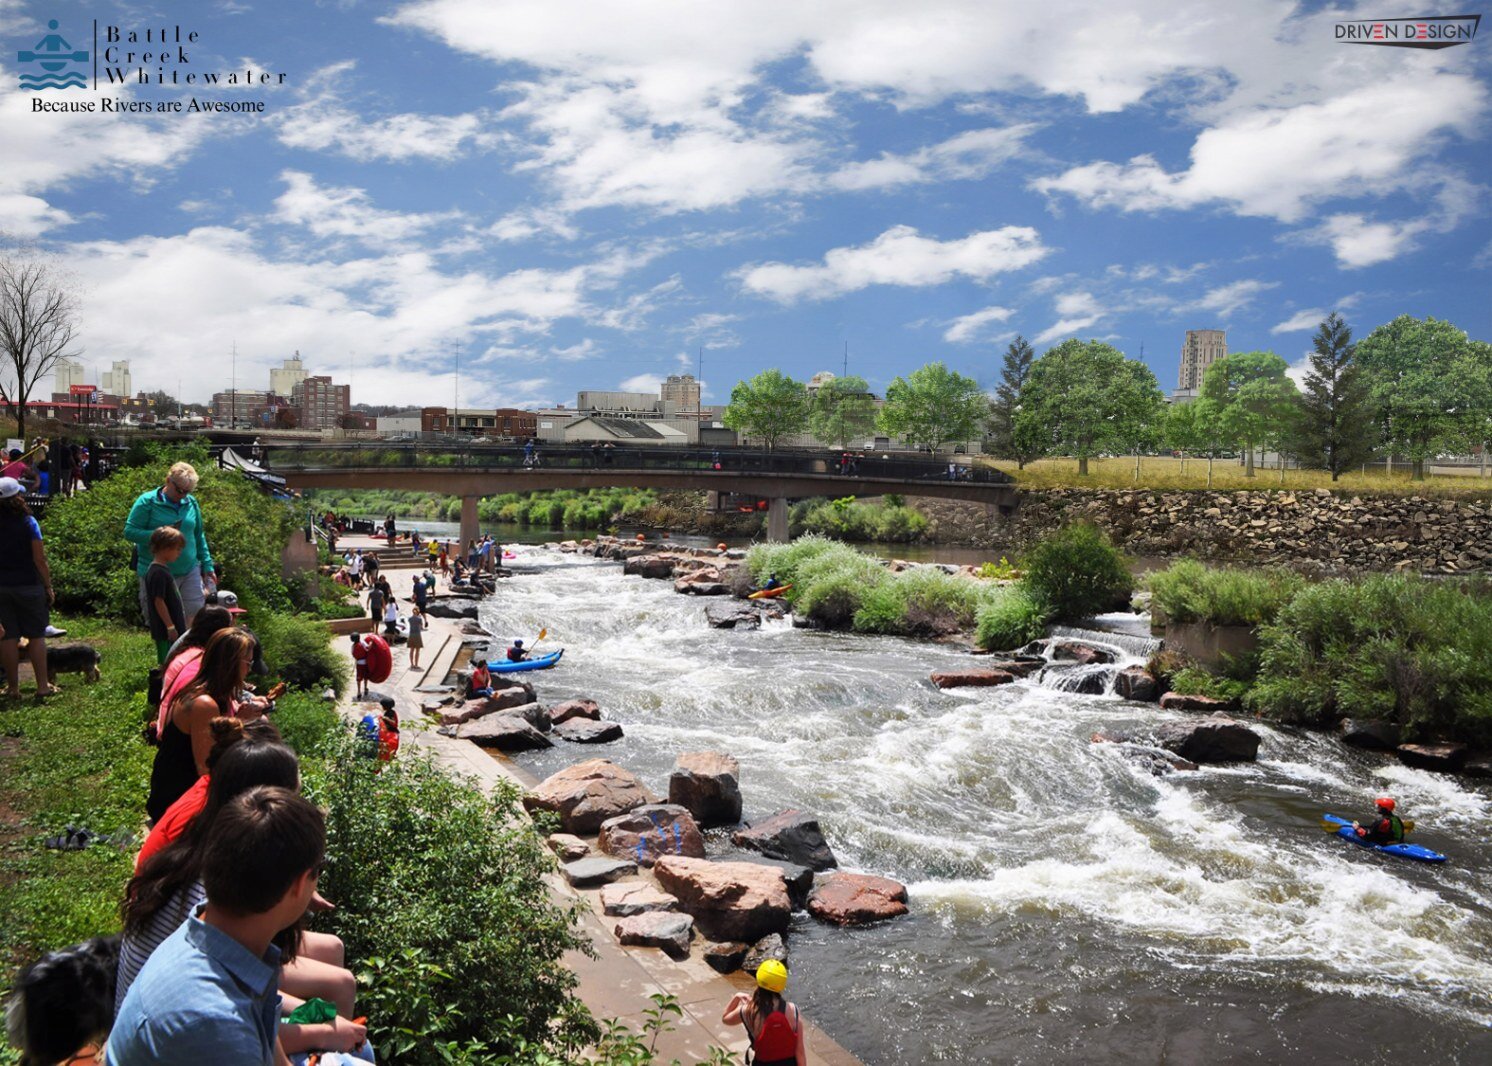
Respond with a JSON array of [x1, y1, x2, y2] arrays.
[[107, 786, 326, 1066], [123, 461, 216, 624]]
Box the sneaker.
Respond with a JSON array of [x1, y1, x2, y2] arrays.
[[44, 625, 66, 637]]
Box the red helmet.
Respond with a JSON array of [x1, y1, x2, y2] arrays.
[[1375, 797, 1396, 812]]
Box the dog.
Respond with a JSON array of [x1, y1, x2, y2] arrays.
[[0, 641, 101, 686], [5, 934, 120, 1065]]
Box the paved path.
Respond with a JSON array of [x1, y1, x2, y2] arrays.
[[333, 534, 861, 1065]]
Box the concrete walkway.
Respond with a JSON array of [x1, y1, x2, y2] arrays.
[[332, 533, 861, 1065]]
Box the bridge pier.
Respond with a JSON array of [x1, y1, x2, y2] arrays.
[[767, 497, 789, 543], [459, 495, 479, 552]]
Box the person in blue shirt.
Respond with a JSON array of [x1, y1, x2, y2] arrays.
[[107, 785, 333, 1066], [124, 461, 216, 625]]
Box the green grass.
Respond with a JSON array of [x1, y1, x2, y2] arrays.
[[1146, 559, 1305, 628]]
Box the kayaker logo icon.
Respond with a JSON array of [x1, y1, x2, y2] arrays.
[[17, 18, 89, 90]]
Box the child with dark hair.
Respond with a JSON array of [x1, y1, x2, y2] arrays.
[[146, 526, 188, 664]]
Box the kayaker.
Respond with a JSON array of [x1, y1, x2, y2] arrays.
[[506, 638, 528, 662], [722, 959, 804, 1066], [1354, 797, 1405, 845], [763, 573, 782, 592]]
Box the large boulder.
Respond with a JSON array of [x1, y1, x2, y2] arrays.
[[623, 555, 676, 579], [732, 810, 838, 871], [597, 804, 706, 867], [929, 669, 1015, 690], [546, 833, 590, 862], [554, 719, 624, 744], [614, 912, 694, 958], [600, 882, 680, 917], [675, 579, 729, 596], [561, 855, 637, 887], [1338, 718, 1402, 751], [738, 857, 814, 909], [706, 602, 761, 630], [1113, 667, 1160, 703], [669, 751, 743, 828], [1397, 743, 1469, 773], [807, 873, 909, 926], [425, 600, 479, 620], [1152, 714, 1261, 764], [742, 933, 789, 974], [523, 759, 659, 834], [980, 657, 1044, 678], [703, 940, 750, 974], [439, 686, 539, 724], [457, 714, 553, 752], [653, 857, 792, 942], [1049, 641, 1114, 665], [549, 699, 601, 725], [1159, 692, 1236, 713]]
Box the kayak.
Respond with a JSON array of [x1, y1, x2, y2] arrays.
[[489, 649, 563, 673], [1322, 814, 1447, 864], [748, 585, 792, 600]]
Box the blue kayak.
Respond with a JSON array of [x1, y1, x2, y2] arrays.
[[1322, 814, 1446, 864], [489, 649, 563, 674]]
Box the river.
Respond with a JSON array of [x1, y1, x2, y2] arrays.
[[472, 545, 1492, 1064]]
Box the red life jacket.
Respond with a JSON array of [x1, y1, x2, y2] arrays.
[[750, 1003, 797, 1064]]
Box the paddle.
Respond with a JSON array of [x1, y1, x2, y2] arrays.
[[526, 627, 548, 656], [1322, 819, 1414, 834]]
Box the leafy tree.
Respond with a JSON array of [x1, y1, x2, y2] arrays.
[[723, 368, 809, 450], [1162, 397, 1221, 480], [0, 253, 80, 439], [141, 389, 180, 417], [808, 374, 878, 449], [1296, 313, 1376, 480], [1199, 351, 1299, 476], [878, 361, 986, 454], [987, 335, 1038, 466], [1013, 340, 1164, 475], [1356, 315, 1489, 479]]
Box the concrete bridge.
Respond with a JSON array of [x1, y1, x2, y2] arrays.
[[267, 442, 1018, 544]]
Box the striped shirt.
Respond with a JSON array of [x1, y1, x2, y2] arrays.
[[116, 880, 207, 1017]]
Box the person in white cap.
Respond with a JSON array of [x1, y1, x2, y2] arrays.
[[0, 477, 59, 697]]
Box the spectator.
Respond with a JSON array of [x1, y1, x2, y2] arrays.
[[363, 550, 380, 588], [412, 574, 428, 612], [145, 527, 188, 664], [54, 437, 74, 496], [383, 513, 396, 546], [367, 580, 384, 629], [0, 478, 57, 698], [437, 540, 450, 575], [377, 705, 400, 763], [0, 448, 37, 492], [124, 462, 216, 625], [351, 634, 370, 698], [467, 659, 492, 700], [152, 607, 234, 742], [406, 607, 425, 668]]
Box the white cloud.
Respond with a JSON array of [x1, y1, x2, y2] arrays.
[[943, 305, 1014, 343], [736, 224, 1048, 304], [1191, 279, 1277, 318], [829, 125, 1035, 192], [1307, 214, 1426, 270], [272, 171, 462, 247], [1271, 309, 1325, 334], [551, 338, 599, 361], [1032, 291, 1103, 345], [619, 373, 663, 393], [487, 207, 580, 243]]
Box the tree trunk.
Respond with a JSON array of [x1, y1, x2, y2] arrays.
[[1133, 451, 1140, 482], [1386, 454, 1393, 477], [1412, 458, 1425, 481], [1481, 441, 1487, 479], [1179, 451, 1187, 476], [1245, 446, 1255, 477], [1207, 454, 1214, 488], [1078, 455, 1089, 476], [1278, 458, 1285, 485]]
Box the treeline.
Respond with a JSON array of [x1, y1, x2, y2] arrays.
[[307, 488, 659, 530], [985, 314, 1491, 481]]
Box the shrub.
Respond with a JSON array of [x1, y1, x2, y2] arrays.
[[793, 497, 929, 542], [1168, 666, 1249, 703], [791, 547, 887, 628], [251, 611, 350, 694], [975, 585, 1049, 650], [1019, 522, 1132, 622], [855, 569, 984, 636], [1147, 559, 1304, 627]]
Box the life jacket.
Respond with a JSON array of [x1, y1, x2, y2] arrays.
[[507, 646, 525, 661], [1382, 813, 1405, 842], [749, 1003, 797, 1064]]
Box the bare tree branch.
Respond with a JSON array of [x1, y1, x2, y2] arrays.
[[0, 254, 81, 439]]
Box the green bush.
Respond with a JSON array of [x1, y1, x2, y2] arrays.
[[1018, 522, 1132, 622], [854, 568, 984, 636], [1246, 575, 1492, 743], [792, 497, 929, 542], [974, 585, 1049, 650], [1147, 559, 1304, 627], [1167, 666, 1249, 703], [252, 611, 350, 694]]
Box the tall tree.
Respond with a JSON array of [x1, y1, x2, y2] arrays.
[[722, 369, 809, 451], [1295, 313, 1375, 480], [1013, 340, 1164, 475], [1199, 351, 1299, 476], [142, 389, 181, 417], [878, 361, 986, 454], [808, 374, 878, 449], [987, 335, 1036, 465], [0, 254, 79, 440], [1356, 315, 1489, 479]]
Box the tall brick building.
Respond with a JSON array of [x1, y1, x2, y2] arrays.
[[1177, 329, 1227, 391]]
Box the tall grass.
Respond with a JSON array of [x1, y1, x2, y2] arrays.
[[1147, 559, 1305, 627]]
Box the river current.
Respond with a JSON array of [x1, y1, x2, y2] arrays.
[[475, 545, 1492, 1064]]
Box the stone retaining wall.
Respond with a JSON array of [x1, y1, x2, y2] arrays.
[[916, 489, 1492, 573]]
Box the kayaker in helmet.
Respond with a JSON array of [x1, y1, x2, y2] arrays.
[[506, 638, 528, 662], [1354, 797, 1405, 845], [723, 959, 804, 1066], [763, 573, 782, 592]]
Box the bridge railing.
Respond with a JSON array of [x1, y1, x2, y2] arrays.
[[261, 441, 1013, 485]]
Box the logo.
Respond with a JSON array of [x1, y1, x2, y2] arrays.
[[16, 18, 88, 89], [1334, 14, 1480, 48]]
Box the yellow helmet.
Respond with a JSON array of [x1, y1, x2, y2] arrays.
[[755, 959, 788, 994]]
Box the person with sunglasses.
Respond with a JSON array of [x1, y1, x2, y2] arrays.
[[125, 461, 217, 625]]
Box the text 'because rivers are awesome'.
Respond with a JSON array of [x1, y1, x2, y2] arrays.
[[30, 96, 266, 113]]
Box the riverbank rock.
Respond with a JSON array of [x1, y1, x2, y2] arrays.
[[675, 579, 729, 596], [1050, 641, 1114, 665], [704, 941, 750, 974], [1114, 667, 1160, 703], [1152, 714, 1261, 763], [742, 933, 789, 973], [1396, 743, 1469, 773], [653, 857, 792, 942], [546, 833, 590, 862], [623, 555, 676, 579], [439, 686, 538, 724], [1338, 718, 1401, 751], [669, 751, 743, 827], [807, 873, 910, 926], [523, 759, 659, 834], [554, 718, 624, 744], [600, 882, 680, 917], [706, 602, 761, 629], [929, 668, 1015, 690], [597, 804, 706, 867], [732, 810, 838, 871], [457, 714, 553, 751], [614, 912, 693, 958], [978, 657, 1044, 678], [549, 698, 601, 725], [561, 855, 637, 887], [737, 857, 814, 909], [1159, 692, 1237, 713], [424, 600, 479, 620]]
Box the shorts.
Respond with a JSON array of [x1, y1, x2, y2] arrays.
[[0, 585, 50, 640], [138, 570, 205, 624], [407, 633, 423, 649]]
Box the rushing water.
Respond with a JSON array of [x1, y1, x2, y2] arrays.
[[476, 546, 1492, 1064]]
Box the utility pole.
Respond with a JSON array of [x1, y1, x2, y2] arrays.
[[843, 340, 848, 377], [453, 345, 460, 435], [230, 340, 237, 429]]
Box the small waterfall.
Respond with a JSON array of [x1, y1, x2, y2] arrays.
[[1048, 624, 1161, 660]]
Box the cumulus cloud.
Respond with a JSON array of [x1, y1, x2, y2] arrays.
[[1271, 309, 1326, 334], [736, 224, 1048, 304], [273, 171, 463, 247], [943, 305, 1014, 343], [1190, 279, 1278, 318], [1032, 291, 1104, 345], [830, 125, 1036, 192], [619, 373, 663, 393]]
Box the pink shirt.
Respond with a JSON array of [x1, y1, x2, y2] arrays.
[[156, 647, 203, 735]]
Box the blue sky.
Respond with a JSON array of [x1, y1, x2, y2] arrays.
[[3, 0, 1488, 408]]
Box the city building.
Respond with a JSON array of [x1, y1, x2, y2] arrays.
[[270, 352, 309, 398], [414, 407, 539, 438], [561, 416, 689, 446], [659, 373, 702, 419], [291, 376, 350, 430], [100, 360, 132, 397], [575, 389, 658, 415], [212, 389, 274, 427], [376, 414, 424, 436], [1177, 329, 1227, 392], [53, 357, 87, 394]]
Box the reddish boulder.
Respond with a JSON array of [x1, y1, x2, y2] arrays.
[[614, 912, 693, 958], [597, 804, 706, 867], [703, 940, 750, 974], [523, 759, 659, 834], [1159, 692, 1236, 712], [440, 686, 538, 725], [600, 882, 680, 917], [1113, 667, 1160, 703], [545, 833, 589, 862], [929, 669, 1016, 690], [553, 719, 624, 744], [623, 555, 676, 579], [807, 873, 910, 926], [549, 698, 601, 725], [669, 751, 743, 827], [982, 658, 1044, 678], [653, 857, 792, 942], [1049, 641, 1114, 665], [457, 714, 552, 751]]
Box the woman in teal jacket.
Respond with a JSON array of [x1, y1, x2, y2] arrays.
[[124, 461, 216, 623]]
